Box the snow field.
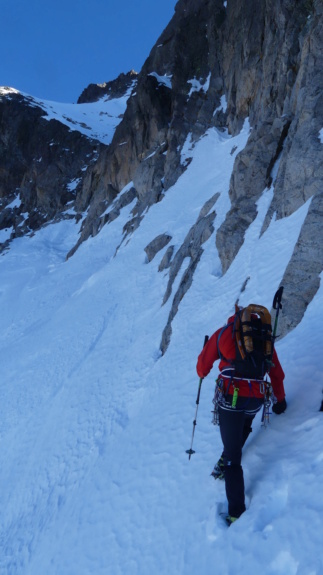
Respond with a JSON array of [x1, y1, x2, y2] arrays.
[[0, 115, 322, 575]]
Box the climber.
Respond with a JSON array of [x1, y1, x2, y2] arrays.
[[196, 304, 287, 526]]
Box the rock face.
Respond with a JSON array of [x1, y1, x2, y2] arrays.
[[144, 234, 172, 263], [72, 0, 227, 252], [77, 71, 138, 104], [0, 91, 101, 247], [0, 0, 322, 351], [217, 0, 323, 336]]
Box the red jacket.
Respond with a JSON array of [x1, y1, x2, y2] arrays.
[[196, 316, 285, 401]]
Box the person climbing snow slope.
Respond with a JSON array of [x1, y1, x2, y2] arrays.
[[196, 303, 287, 525]]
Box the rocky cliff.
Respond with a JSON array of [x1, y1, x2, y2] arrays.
[[0, 0, 322, 352], [0, 90, 102, 245]]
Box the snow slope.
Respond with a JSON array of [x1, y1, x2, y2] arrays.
[[0, 85, 135, 144], [0, 105, 322, 575]]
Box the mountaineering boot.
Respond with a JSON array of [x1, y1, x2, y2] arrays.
[[225, 515, 238, 526], [211, 456, 224, 480]]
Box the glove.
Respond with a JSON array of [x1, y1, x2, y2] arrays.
[[272, 398, 287, 415]]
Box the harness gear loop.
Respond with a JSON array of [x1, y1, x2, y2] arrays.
[[211, 377, 224, 426], [261, 379, 275, 427]]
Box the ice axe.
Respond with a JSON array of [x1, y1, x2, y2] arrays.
[[186, 334, 209, 460], [261, 286, 284, 426], [273, 285, 284, 340]]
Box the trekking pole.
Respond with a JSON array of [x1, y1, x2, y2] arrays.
[[186, 335, 209, 460], [262, 286, 284, 426]]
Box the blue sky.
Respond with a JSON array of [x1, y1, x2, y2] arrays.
[[1, 0, 177, 103]]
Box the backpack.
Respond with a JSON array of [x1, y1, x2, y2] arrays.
[[218, 304, 273, 380]]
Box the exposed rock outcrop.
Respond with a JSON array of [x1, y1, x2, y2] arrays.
[[144, 234, 172, 263], [73, 0, 226, 251], [160, 193, 219, 354], [217, 0, 323, 337], [0, 91, 101, 248], [77, 71, 138, 104]]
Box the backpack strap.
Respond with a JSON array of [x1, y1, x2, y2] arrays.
[[217, 321, 234, 365]]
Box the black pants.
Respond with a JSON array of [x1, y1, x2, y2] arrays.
[[218, 396, 264, 518]]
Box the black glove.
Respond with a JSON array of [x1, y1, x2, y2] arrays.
[[272, 398, 287, 415]]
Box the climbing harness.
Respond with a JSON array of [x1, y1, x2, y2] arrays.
[[212, 368, 270, 426]]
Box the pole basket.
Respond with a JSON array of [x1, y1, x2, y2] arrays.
[[186, 449, 195, 459]]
